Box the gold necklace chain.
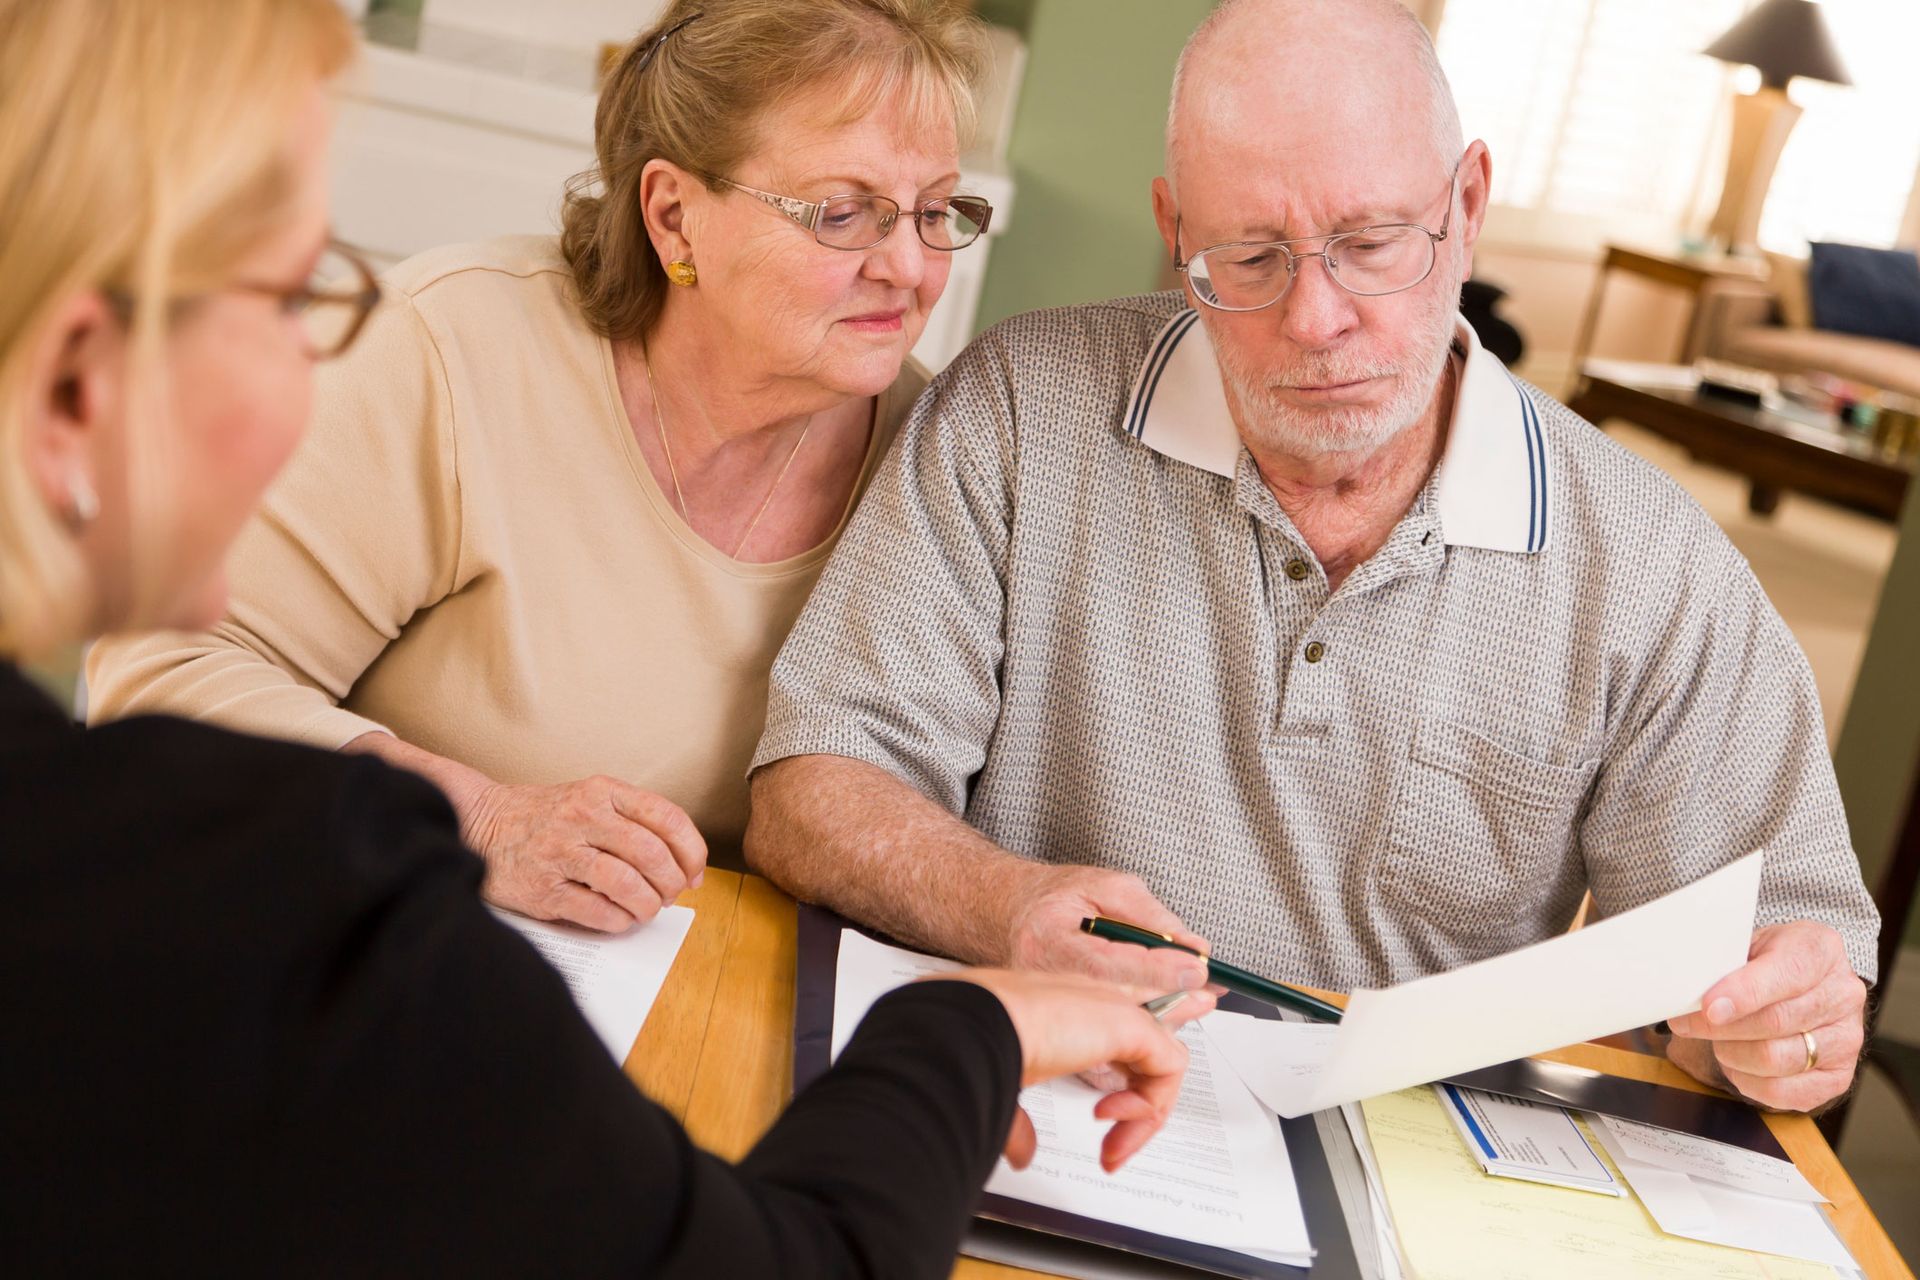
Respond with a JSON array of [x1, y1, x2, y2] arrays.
[[640, 338, 813, 560]]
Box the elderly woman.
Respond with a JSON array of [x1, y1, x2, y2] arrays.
[[2, 0, 1196, 1271], [86, 0, 993, 930]]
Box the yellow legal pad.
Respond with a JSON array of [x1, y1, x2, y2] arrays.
[[1361, 1086, 1839, 1280]]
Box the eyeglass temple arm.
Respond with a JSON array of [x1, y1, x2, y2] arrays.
[[1435, 151, 1469, 243], [725, 180, 988, 240], [723, 180, 822, 233]]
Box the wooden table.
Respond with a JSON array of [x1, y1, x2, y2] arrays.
[[1569, 370, 1914, 521], [628, 870, 1912, 1279], [1569, 243, 1771, 378]]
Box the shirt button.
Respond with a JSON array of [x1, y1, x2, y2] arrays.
[[1284, 558, 1310, 581], [1304, 640, 1326, 663]]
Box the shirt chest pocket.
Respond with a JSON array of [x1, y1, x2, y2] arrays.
[[1380, 717, 1598, 936]]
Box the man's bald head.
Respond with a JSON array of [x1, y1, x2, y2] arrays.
[[1165, 0, 1461, 192], [1149, 0, 1489, 462]]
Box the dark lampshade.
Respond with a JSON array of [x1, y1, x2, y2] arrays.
[[1702, 0, 1852, 90]]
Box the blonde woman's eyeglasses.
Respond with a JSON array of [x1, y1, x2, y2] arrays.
[[244, 241, 382, 359], [109, 239, 382, 361]]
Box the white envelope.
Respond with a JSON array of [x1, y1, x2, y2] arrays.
[[1587, 1114, 1855, 1270]]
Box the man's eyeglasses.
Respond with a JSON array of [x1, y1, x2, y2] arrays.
[[109, 239, 382, 361], [1174, 154, 1466, 313], [713, 177, 994, 252]]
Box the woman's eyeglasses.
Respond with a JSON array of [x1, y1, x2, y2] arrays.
[[109, 239, 383, 361], [241, 241, 382, 360], [713, 177, 993, 253]]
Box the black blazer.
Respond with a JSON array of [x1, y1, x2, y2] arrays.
[[0, 663, 1018, 1276]]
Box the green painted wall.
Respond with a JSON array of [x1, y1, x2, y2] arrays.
[[973, 0, 1037, 35], [974, 0, 1213, 330], [1833, 484, 1920, 947]]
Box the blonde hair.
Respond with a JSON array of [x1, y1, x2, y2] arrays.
[[0, 0, 354, 661], [561, 0, 984, 345]]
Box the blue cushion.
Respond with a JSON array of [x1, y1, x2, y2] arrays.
[[1807, 241, 1920, 348]]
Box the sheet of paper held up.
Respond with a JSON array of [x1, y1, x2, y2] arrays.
[[832, 929, 1313, 1265], [1206, 850, 1764, 1118], [490, 905, 694, 1061]]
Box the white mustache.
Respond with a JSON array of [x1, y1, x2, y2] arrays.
[[1273, 365, 1396, 389]]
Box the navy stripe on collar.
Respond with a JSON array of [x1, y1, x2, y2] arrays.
[[1506, 372, 1549, 553], [1127, 310, 1199, 439]]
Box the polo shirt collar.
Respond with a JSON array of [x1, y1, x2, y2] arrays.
[[1121, 309, 1552, 553]]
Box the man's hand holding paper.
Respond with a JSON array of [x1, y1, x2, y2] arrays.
[[1207, 851, 1783, 1118], [1665, 918, 1869, 1112]]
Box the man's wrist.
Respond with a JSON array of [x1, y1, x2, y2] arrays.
[[981, 853, 1051, 966]]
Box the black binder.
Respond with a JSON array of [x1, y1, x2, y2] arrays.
[[794, 905, 1364, 1280]]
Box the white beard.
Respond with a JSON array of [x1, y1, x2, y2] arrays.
[[1206, 283, 1459, 459]]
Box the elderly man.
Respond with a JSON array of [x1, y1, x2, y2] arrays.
[[747, 0, 1878, 1112]]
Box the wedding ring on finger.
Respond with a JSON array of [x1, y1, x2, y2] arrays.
[[1800, 1028, 1820, 1075]]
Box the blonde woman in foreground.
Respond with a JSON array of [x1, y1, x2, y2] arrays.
[[86, 0, 1003, 931], [0, 2, 1200, 1273]]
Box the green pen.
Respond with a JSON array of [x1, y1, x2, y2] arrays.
[[1082, 915, 1345, 1024]]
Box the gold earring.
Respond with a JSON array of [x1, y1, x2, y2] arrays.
[[666, 260, 698, 288]]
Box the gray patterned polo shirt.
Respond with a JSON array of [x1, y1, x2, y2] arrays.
[[753, 292, 1879, 990]]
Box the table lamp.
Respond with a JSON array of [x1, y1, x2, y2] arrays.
[[1701, 0, 1851, 255]]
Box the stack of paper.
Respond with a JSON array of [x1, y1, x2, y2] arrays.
[[831, 930, 1314, 1269], [1337, 1100, 1406, 1280], [1356, 1086, 1853, 1280]]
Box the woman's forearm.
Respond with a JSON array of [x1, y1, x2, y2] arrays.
[[342, 731, 494, 842]]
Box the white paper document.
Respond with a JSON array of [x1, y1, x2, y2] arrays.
[[1587, 1113, 1856, 1269], [1435, 1084, 1620, 1195], [490, 905, 694, 1061], [829, 926, 966, 1057], [832, 930, 1313, 1265], [1207, 851, 1764, 1117], [1201, 1009, 1339, 1110], [1594, 1114, 1824, 1202]]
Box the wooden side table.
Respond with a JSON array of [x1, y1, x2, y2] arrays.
[[1569, 244, 1771, 386]]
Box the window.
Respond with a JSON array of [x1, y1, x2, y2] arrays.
[[1433, 0, 1920, 255]]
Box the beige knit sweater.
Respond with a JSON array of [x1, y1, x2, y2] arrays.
[[89, 236, 922, 863]]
